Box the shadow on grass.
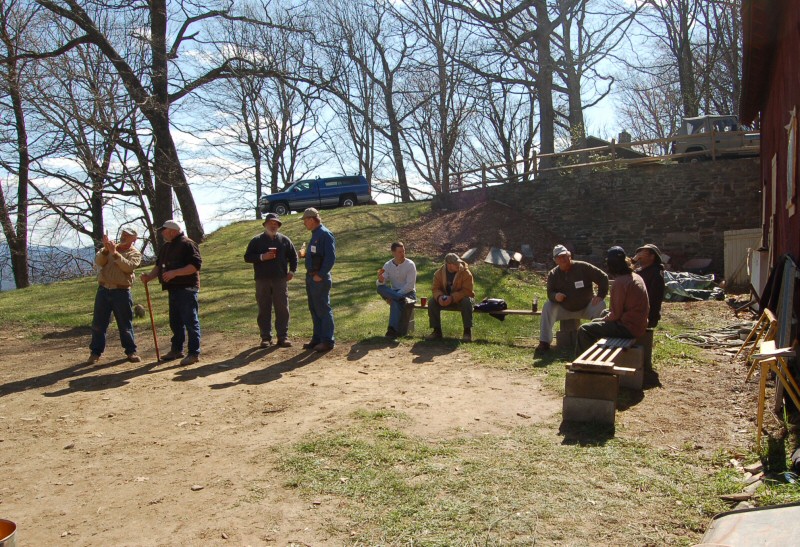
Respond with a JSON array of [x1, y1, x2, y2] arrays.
[[409, 340, 458, 363], [347, 337, 401, 361], [617, 387, 645, 410], [40, 326, 92, 339], [532, 346, 573, 368], [558, 420, 615, 446], [208, 350, 324, 389]]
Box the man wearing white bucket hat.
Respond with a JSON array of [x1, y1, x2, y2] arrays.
[[536, 244, 608, 352]]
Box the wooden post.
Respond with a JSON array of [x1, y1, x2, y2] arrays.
[[610, 138, 616, 170], [711, 129, 717, 161]]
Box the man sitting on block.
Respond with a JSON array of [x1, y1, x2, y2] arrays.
[[376, 241, 417, 338], [426, 253, 475, 342], [536, 244, 608, 352], [576, 246, 649, 354]]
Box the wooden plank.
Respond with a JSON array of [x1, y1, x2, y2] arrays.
[[413, 305, 541, 316]]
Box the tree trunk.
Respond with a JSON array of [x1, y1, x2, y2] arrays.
[[535, 0, 556, 170]]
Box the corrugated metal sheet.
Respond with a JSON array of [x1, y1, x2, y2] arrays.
[[724, 228, 762, 288]]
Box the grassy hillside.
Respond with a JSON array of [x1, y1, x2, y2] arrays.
[[0, 202, 548, 362]]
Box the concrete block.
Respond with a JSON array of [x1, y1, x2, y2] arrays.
[[613, 346, 644, 390], [559, 319, 581, 332], [397, 305, 415, 336], [636, 328, 654, 371], [556, 329, 576, 348], [565, 370, 619, 401], [562, 396, 616, 424]]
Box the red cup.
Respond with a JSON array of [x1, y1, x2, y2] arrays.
[[420, 297, 427, 307]]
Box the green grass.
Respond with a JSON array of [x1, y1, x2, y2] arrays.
[[279, 410, 737, 545]]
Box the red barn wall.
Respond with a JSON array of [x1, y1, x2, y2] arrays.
[[760, 3, 800, 262]]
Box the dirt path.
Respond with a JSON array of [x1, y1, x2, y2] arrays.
[[1, 327, 565, 545]]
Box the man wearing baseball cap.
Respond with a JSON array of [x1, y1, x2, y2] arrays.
[[87, 227, 142, 364], [537, 244, 608, 352], [301, 208, 337, 352], [426, 252, 475, 342], [634, 243, 665, 328], [244, 212, 298, 348], [140, 219, 203, 365], [576, 246, 649, 354]]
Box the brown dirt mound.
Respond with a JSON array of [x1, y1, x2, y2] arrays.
[[400, 201, 562, 265]]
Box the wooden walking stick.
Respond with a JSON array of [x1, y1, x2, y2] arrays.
[[143, 280, 161, 361]]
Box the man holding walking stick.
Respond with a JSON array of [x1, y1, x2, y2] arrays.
[[140, 220, 203, 366], [87, 228, 142, 365]]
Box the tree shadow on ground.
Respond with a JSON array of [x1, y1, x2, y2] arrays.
[[347, 337, 401, 361], [42, 358, 189, 396], [208, 350, 324, 389], [172, 345, 274, 381], [558, 420, 615, 446], [617, 387, 645, 411], [532, 346, 573, 368], [408, 340, 458, 363], [0, 355, 136, 398]]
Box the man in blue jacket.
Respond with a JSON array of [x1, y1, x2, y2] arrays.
[[301, 208, 336, 352], [244, 213, 298, 348]]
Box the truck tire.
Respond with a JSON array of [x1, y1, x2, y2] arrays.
[[340, 195, 357, 207], [272, 202, 290, 216]]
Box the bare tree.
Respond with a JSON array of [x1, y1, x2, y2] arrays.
[[396, 0, 477, 195], [29, 0, 297, 245], [0, 0, 37, 288], [314, 0, 420, 202]]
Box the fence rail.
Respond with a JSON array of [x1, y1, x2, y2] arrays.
[[450, 130, 760, 193]]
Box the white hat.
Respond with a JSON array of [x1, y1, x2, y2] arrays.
[[158, 219, 184, 232], [552, 244, 570, 258]]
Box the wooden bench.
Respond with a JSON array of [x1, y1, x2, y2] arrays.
[[414, 303, 541, 317], [562, 337, 644, 425]]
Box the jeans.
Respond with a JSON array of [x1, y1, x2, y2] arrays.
[[428, 296, 474, 331], [538, 299, 606, 344], [90, 286, 137, 356], [255, 277, 290, 341], [576, 318, 633, 355], [168, 288, 201, 355], [377, 285, 416, 331], [306, 274, 335, 345]]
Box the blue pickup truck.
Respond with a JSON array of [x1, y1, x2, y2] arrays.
[[258, 175, 373, 216]]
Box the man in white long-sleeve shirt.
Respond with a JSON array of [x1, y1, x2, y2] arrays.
[[376, 241, 417, 338]]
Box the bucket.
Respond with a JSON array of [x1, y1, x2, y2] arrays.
[[0, 519, 16, 547]]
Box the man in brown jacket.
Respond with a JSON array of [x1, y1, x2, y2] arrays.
[[88, 228, 142, 364], [426, 253, 475, 342]]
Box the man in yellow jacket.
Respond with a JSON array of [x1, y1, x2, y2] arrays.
[[88, 228, 142, 364], [426, 253, 475, 342]]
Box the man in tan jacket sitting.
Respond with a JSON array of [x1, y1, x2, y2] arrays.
[[87, 228, 142, 364], [426, 253, 475, 342]]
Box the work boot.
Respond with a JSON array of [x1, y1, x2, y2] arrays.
[[535, 341, 550, 353], [126, 353, 141, 363], [313, 342, 334, 352], [277, 338, 293, 348], [161, 350, 185, 361], [302, 341, 318, 350], [385, 327, 399, 339], [260, 338, 272, 348], [86, 353, 100, 365], [179, 353, 200, 366], [462, 328, 472, 342], [425, 329, 443, 340]]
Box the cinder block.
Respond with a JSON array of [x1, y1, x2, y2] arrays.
[[398, 305, 415, 336], [556, 329, 576, 348], [636, 328, 655, 371], [565, 370, 619, 401], [613, 346, 644, 390], [562, 396, 616, 424], [559, 319, 581, 332]]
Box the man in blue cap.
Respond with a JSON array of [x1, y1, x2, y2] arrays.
[[301, 208, 336, 352]]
